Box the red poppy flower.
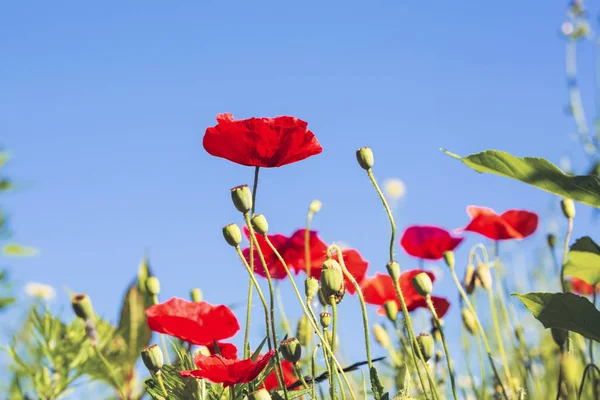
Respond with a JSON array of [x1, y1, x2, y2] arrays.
[[242, 227, 297, 280], [456, 206, 538, 241], [180, 350, 275, 387], [146, 297, 240, 346], [262, 360, 298, 391], [400, 225, 464, 260], [361, 270, 450, 317], [570, 277, 598, 295], [203, 113, 322, 168], [205, 342, 239, 360]]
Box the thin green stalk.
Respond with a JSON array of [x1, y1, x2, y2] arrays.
[[560, 217, 574, 293], [366, 169, 395, 261], [156, 372, 169, 399], [305, 207, 315, 369], [230, 385, 235, 400], [426, 296, 458, 400], [487, 285, 514, 396], [330, 297, 339, 399], [244, 166, 260, 358], [94, 346, 125, 400], [461, 325, 482, 400], [322, 326, 335, 399], [293, 363, 309, 390], [312, 344, 321, 399], [475, 323, 487, 400], [578, 364, 600, 399], [276, 283, 292, 336], [395, 322, 428, 400]]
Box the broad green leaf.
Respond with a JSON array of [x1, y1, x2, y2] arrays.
[[117, 284, 152, 369], [513, 292, 600, 342], [3, 244, 39, 257], [443, 149, 600, 208], [564, 236, 600, 286]]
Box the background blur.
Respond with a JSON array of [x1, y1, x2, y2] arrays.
[[1, 0, 598, 392]]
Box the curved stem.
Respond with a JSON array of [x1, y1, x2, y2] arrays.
[[578, 363, 600, 399], [366, 169, 396, 261], [156, 371, 169, 399], [292, 363, 309, 390], [311, 344, 320, 399]]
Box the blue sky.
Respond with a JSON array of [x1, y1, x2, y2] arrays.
[[1, 0, 598, 395]]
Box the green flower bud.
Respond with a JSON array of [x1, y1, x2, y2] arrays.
[[431, 318, 443, 343], [356, 147, 374, 170], [476, 263, 492, 291], [386, 260, 401, 280], [443, 251, 455, 269], [309, 200, 322, 214], [145, 277, 160, 296], [141, 344, 164, 373], [435, 350, 443, 363], [137, 257, 152, 294], [411, 272, 433, 296], [190, 288, 202, 303], [72, 294, 94, 321], [547, 233, 556, 249], [280, 337, 302, 363], [305, 278, 319, 300], [320, 312, 332, 328], [222, 223, 242, 247], [384, 300, 398, 322], [560, 352, 580, 394], [462, 308, 477, 335], [464, 264, 477, 295], [320, 259, 345, 303], [251, 214, 269, 235], [414, 333, 435, 361], [231, 184, 253, 214], [561, 198, 576, 219], [248, 389, 272, 400], [296, 315, 311, 346], [373, 323, 391, 348], [552, 328, 568, 348]]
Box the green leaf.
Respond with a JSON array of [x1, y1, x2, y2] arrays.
[[117, 284, 153, 369], [0, 152, 11, 168], [564, 236, 600, 286], [0, 296, 15, 310], [369, 366, 389, 400], [443, 149, 600, 208], [513, 292, 600, 342], [3, 244, 38, 257]]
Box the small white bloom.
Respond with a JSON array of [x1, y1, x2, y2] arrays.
[[24, 282, 55, 301], [562, 22, 574, 36], [383, 178, 406, 201]]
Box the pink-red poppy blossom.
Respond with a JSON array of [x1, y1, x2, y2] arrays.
[[570, 277, 599, 296], [242, 227, 296, 280], [400, 225, 464, 260], [205, 342, 239, 360], [203, 113, 322, 168], [262, 360, 298, 391], [456, 206, 538, 241]]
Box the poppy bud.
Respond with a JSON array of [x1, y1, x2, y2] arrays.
[[435, 350, 443, 363], [190, 288, 202, 302], [320, 312, 332, 328], [476, 263, 492, 291], [137, 257, 151, 294], [309, 200, 322, 214], [384, 300, 398, 322], [320, 259, 344, 301], [141, 344, 164, 374], [305, 278, 319, 300], [414, 333, 435, 361], [145, 277, 160, 296], [373, 323, 391, 348], [296, 315, 311, 346], [280, 337, 302, 363], [431, 317, 443, 343], [552, 328, 568, 348], [561, 198, 576, 219], [462, 308, 477, 335], [464, 264, 477, 295], [248, 389, 272, 400], [443, 251, 455, 269], [230, 185, 253, 214], [547, 233, 556, 249], [356, 147, 374, 170], [560, 352, 580, 394], [222, 223, 242, 247], [411, 272, 433, 296], [251, 214, 269, 235], [72, 294, 94, 321], [386, 260, 401, 280]]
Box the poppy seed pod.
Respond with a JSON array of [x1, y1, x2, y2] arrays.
[[320, 312, 332, 328], [296, 315, 311, 346], [222, 223, 242, 247], [248, 389, 272, 400], [280, 337, 302, 363], [464, 264, 477, 295], [356, 147, 374, 170], [305, 278, 319, 300], [251, 214, 269, 235], [547, 233, 556, 249], [414, 333, 435, 361], [462, 308, 477, 335], [384, 300, 398, 322], [309, 200, 322, 214], [72, 294, 94, 321], [190, 288, 202, 303], [443, 251, 455, 269], [386, 260, 401, 280], [141, 344, 164, 374], [411, 272, 433, 296], [230, 185, 253, 214], [476, 263, 492, 291], [145, 277, 160, 296], [373, 323, 391, 348], [561, 198, 576, 219], [552, 328, 568, 348]]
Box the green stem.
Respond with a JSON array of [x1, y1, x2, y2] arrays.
[[151, 295, 172, 366], [93, 345, 126, 400], [251, 166, 260, 217], [475, 327, 487, 400], [293, 363, 309, 390], [578, 364, 600, 399], [244, 166, 260, 358], [156, 371, 169, 399], [487, 284, 514, 396], [366, 169, 396, 261], [426, 296, 458, 400], [230, 385, 235, 400], [560, 217, 574, 293], [276, 283, 292, 337], [395, 322, 428, 400], [312, 344, 321, 399], [330, 298, 338, 399]]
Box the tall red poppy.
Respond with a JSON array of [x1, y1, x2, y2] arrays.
[[203, 113, 322, 168], [146, 297, 240, 346], [361, 270, 450, 317], [180, 350, 276, 388], [570, 277, 598, 296], [400, 225, 464, 260], [205, 342, 239, 360], [456, 206, 538, 241], [262, 360, 298, 391], [242, 227, 297, 280]]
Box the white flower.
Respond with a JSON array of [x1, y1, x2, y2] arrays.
[[383, 178, 406, 200], [562, 22, 574, 36], [24, 282, 55, 301]]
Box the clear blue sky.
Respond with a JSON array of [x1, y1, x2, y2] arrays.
[[1, 0, 597, 394]]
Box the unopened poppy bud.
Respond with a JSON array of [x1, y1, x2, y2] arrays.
[[309, 200, 322, 214], [560, 352, 580, 393], [561, 198, 576, 219], [145, 277, 160, 296], [296, 315, 311, 346], [280, 337, 302, 363], [431, 318, 443, 343], [373, 323, 390, 348], [320, 260, 344, 300], [462, 308, 477, 335], [356, 147, 374, 170], [547, 233, 556, 249], [411, 272, 433, 296], [384, 300, 398, 322], [72, 294, 94, 321], [435, 350, 443, 363], [137, 257, 151, 294], [414, 333, 435, 361], [320, 312, 332, 328], [464, 264, 477, 295], [443, 251, 455, 269], [231, 185, 253, 214], [222, 223, 242, 247], [305, 278, 319, 300], [476, 263, 492, 291], [141, 344, 164, 373], [248, 389, 272, 400], [552, 328, 568, 348], [251, 214, 269, 235], [386, 261, 401, 280], [190, 288, 202, 302]]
